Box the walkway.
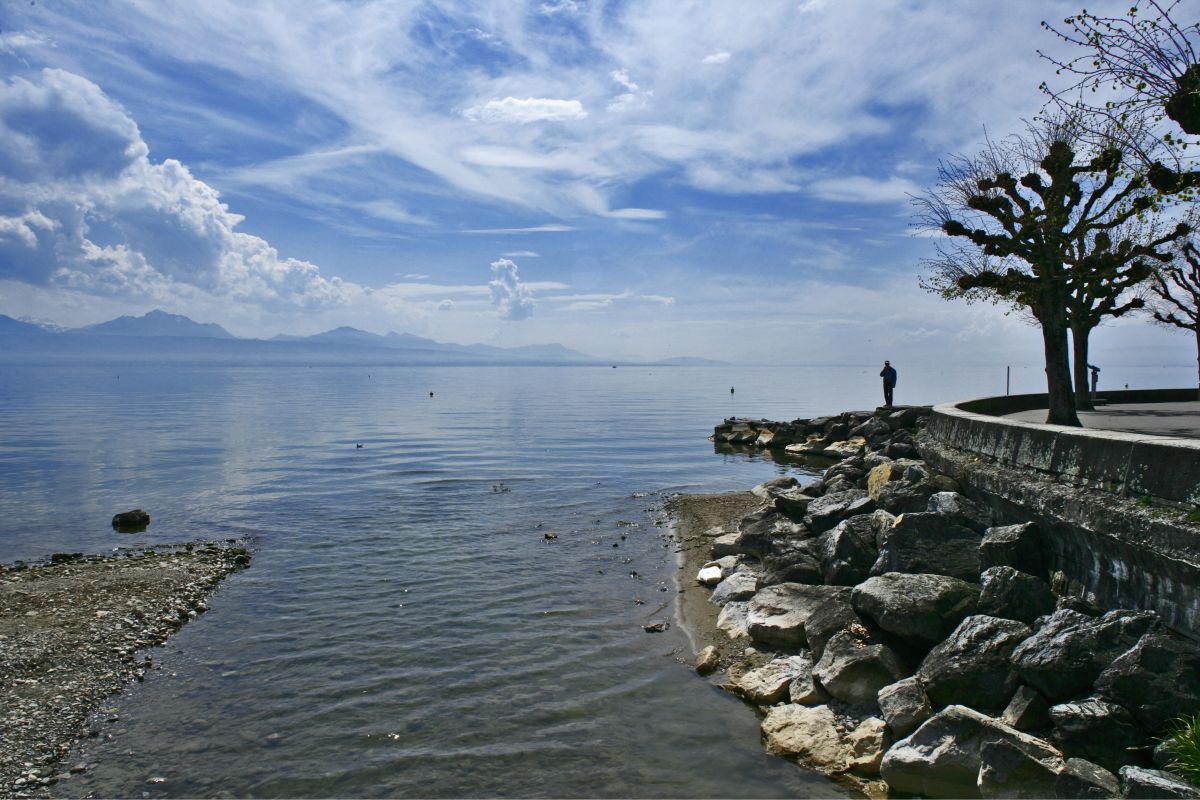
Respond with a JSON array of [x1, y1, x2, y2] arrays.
[[1004, 401, 1200, 439]]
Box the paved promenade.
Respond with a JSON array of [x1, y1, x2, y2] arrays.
[[1004, 401, 1200, 439]]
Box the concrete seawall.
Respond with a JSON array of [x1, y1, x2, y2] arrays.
[[918, 389, 1200, 637]]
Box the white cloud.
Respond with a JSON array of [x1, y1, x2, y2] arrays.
[[0, 69, 351, 311], [463, 224, 576, 234], [606, 208, 667, 220], [539, 0, 580, 15], [809, 175, 922, 204], [437, 299, 455, 311], [503, 250, 540, 257], [464, 97, 587, 123], [607, 69, 652, 113], [489, 258, 535, 320], [701, 51, 730, 65]]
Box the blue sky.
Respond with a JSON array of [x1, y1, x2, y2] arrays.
[[0, 0, 1193, 364]]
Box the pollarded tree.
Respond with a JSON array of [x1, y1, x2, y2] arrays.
[[917, 118, 1187, 425], [1147, 240, 1200, 397]]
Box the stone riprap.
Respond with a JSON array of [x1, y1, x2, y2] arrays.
[[678, 404, 1200, 798]]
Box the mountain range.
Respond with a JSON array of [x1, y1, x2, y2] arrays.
[[0, 310, 723, 366]]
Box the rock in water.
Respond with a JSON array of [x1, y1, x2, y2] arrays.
[[111, 509, 150, 531], [694, 646, 720, 675]]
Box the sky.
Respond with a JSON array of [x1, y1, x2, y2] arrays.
[[0, 0, 1195, 365]]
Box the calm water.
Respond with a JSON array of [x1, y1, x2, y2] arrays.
[[0, 362, 1190, 798]]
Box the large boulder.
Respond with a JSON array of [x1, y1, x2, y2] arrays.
[[1056, 758, 1121, 799], [871, 512, 983, 581], [878, 676, 932, 739], [1119, 766, 1200, 799], [761, 704, 851, 773], [759, 538, 823, 586], [734, 655, 813, 705], [1095, 628, 1200, 736], [812, 630, 907, 707], [917, 615, 1032, 712], [977, 566, 1058, 626], [852, 572, 980, 646], [747, 583, 852, 648], [927, 491, 991, 532], [752, 476, 800, 499], [1010, 609, 1157, 702], [710, 570, 759, 606], [805, 489, 874, 534], [803, 591, 866, 662], [733, 508, 807, 558], [818, 514, 879, 586], [880, 705, 1063, 799], [773, 488, 815, 519], [1049, 697, 1146, 774], [874, 479, 940, 515], [977, 737, 1062, 799], [979, 522, 1045, 578]]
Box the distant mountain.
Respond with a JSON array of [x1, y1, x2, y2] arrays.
[[0, 314, 51, 336], [80, 309, 234, 339]]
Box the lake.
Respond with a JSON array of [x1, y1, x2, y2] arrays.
[[0, 362, 1189, 797]]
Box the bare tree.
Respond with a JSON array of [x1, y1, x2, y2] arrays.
[[1147, 240, 1200, 397], [917, 118, 1187, 425]]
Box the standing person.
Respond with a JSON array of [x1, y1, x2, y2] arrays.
[[880, 360, 897, 408]]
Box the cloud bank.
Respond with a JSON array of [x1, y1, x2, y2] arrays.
[[489, 258, 535, 320]]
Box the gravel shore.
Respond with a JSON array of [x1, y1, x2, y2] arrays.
[[0, 543, 250, 798]]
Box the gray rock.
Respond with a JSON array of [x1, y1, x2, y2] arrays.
[[752, 476, 800, 499], [875, 479, 939, 515], [877, 676, 932, 738], [747, 583, 851, 648], [710, 571, 759, 606], [927, 491, 991, 531], [734, 508, 807, 558], [1119, 766, 1200, 799], [978, 566, 1058, 625], [917, 614, 1031, 712], [978, 736, 1063, 799], [711, 529, 742, 559], [1000, 685, 1051, 732], [851, 572, 980, 646], [716, 601, 751, 639], [819, 514, 879, 586], [734, 655, 812, 704], [773, 488, 814, 519], [805, 489, 874, 534], [871, 512, 983, 581], [844, 716, 891, 776], [804, 592, 867, 662], [1050, 697, 1145, 774], [1057, 758, 1120, 799], [880, 704, 1063, 799], [760, 538, 823, 586], [1011, 609, 1157, 702], [1095, 629, 1200, 736], [812, 630, 907, 707], [788, 663, 823, 705], [979, 522, 1045, 578]]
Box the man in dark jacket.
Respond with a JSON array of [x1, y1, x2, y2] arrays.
[[880, 360, 897, 407]]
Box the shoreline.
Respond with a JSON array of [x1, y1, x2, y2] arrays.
[[0, 542, 250, 797]]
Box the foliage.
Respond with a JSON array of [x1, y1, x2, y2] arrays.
[[1163, 712, 1200, 784], [1039, 2, 1200, 194]]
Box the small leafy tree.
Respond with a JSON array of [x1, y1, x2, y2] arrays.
[[1148, 239, 1200, 398], [917, 118, 1186, 425], [1040, 2, 1200, 192]]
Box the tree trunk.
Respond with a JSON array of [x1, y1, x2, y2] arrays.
[[1195, 325, 1200, 402], [1042, 312, 1080, 426], [1071, 324, 1094, 412]]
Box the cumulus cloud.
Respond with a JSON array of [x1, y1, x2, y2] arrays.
[[464, 97, 587, 123], [0, 69, 350, 310], [489, 258, 535, 320], [701, 51, 731, 64]]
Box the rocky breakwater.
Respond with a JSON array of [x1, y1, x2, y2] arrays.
[[686, 407, 1200, 798], [0, 542, 251, 798]]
